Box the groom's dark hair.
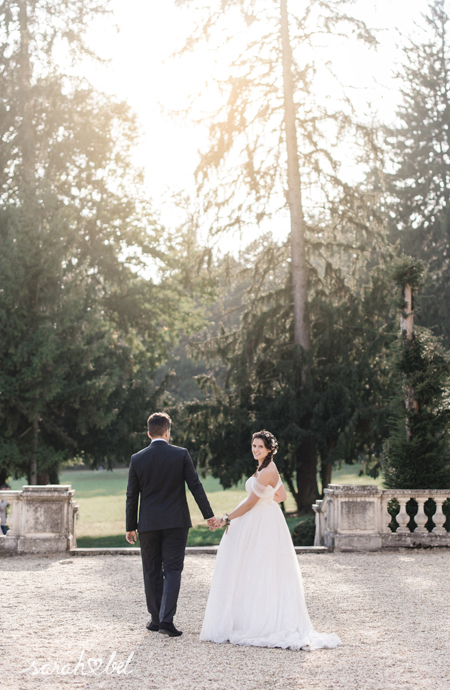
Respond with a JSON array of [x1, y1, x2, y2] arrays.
[[148, 412, 171, 437]]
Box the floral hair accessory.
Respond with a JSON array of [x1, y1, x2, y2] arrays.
[[259, 430, 278, 455]]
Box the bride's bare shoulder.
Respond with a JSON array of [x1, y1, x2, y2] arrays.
[[257, 462, 278, 486]]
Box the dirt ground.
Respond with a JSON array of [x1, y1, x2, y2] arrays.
[[1, 550, 449, 690]]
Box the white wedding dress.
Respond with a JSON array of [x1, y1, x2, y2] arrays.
[[200, 475, 341, 651]]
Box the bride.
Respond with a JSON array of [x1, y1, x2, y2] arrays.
[[200, 430, 341, 651]]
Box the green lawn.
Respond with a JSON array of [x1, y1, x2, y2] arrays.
[[9, 463, 377, 547], [326, 464, 384, 491]]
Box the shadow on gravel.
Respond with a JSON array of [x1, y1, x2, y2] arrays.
[[0, 555, 68, 571]]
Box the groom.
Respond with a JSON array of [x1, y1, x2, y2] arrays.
[[126, 412, 216, 637]]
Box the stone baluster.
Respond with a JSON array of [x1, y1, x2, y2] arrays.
[[396, 497, 410, 533], [313, 500, 324, 546], [383, 499, 393, 532], [432, 498, 448, 534], [414, 497, 428, 533]]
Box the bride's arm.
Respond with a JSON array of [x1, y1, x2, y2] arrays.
[[215, 471, 272, 525], [273, 482, 287, 503], [225, 490, 261, 522]]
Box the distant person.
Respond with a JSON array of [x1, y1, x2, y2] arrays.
[[126, 412, 217, 638], [0, 483, 11, 535]]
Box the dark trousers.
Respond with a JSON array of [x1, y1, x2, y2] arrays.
[[139, 528, 189, 624]]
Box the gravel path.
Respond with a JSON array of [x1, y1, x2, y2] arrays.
[[1, 550, 449, 690]]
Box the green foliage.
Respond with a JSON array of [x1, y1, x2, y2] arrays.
[[383, 328, 450, 489], [391, 257, 426, 296], [0, 1, 207, 483], [381, 4, 450, 490], [167, 0, 392, 515], [291, 516, 316, 546], [387, 0, 450, 346], [174, 240, 393, 511]]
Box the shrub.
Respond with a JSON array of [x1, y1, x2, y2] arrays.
[[292, 516, 316, 546]]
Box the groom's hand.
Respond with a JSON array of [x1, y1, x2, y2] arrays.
[[207, 517, 217, 531], [126, 530, 137, 544]]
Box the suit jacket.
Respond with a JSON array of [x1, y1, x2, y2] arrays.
[[126, 440, 214, 532]]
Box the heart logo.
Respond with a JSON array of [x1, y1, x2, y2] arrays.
[[87, 658, 103, 674]]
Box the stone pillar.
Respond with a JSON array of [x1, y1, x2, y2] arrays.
[[0, 485, 78, 555], [322, 485, 383, 552], [312, 499, 326, 546]]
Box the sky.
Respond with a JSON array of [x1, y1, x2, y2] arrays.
[[86, 0, 432, 249]]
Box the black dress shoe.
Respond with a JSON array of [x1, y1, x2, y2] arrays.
[[146, 621, 160, 632], [159, 622, 182, 637]]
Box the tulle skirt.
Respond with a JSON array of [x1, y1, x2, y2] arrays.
[[200, 498, 341, 651]]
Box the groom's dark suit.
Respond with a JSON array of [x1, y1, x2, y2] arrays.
[[126, 439, 214, 625]]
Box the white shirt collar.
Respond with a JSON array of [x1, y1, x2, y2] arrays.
[[151, 438, 168, 443]]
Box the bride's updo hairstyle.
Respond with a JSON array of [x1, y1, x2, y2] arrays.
[[252, 430, 278, 472]]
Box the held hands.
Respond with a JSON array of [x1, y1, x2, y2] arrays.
[[207, 516, 228, 532], [214, 518, 226, 530]]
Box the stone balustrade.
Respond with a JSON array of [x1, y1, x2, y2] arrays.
[[0, 485, 78, 555], [313, 485, 450, 551]]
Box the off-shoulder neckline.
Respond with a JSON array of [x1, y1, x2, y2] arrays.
[[251, 475, 282, 491]]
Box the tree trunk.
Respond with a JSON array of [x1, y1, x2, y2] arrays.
[[401, 282, 419, 440], [294, 435, 319, 513], [37, 470, 49, 485], [320, 461, 333, 494], [30, 418, 38, 485], [280, 0, 310, 353], [280, 0, 318, 512], [320, 438, 337, 493], [18, 0, 35, 189], [400, 283, 414, 341], [283, 468, 299, 507], [19, 0, 41, 485]]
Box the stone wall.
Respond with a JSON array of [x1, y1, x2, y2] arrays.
[[0, 485, 78, 555], [313, 484, 450, 551]]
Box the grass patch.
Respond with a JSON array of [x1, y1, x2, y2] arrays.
[[77, 519, 304, 549], [285, 515, 307, 532], [77, 534, 132, 548], [187, 525, 222, 546], [76, 528, 223, 549], [322, 464, 383, 492], [76, 515, 309, 548]]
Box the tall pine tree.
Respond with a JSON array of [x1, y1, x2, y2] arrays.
[[174, 0, 381, 507], [175, 238, 392, 512], [0, 0, 203, 484], [383, 257, 450, 489], [387, 0, 450, 345]]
